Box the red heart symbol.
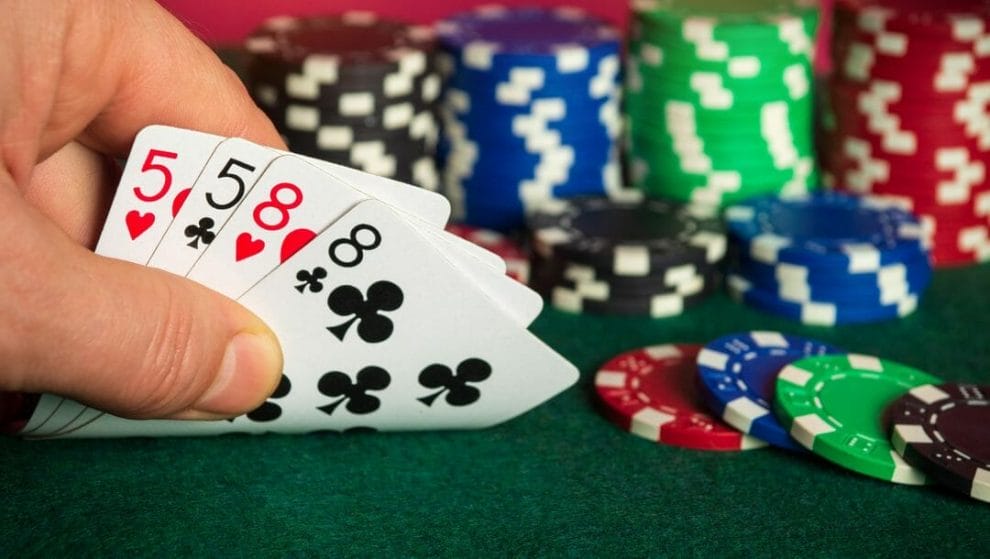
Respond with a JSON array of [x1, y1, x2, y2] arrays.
[[280, 228, 316, 263], [172, 188, 191, 217], [125, 211, 155, 240], [235, 233, 265, 262]]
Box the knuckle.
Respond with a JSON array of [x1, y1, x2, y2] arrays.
[[124, 283, 206, 417]]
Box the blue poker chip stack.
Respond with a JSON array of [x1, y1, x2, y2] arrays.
[[724, 192, 934, 326], [436, 6, 632, 231]]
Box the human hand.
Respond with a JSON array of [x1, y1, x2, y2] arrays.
[[0, 0, 285, 421]]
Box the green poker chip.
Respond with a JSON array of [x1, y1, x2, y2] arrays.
[[774, 354, 942, 485], [625, 0, 820, 206]]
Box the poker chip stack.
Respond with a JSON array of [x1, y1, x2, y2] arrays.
[[626, 0, 820, 206], [724, 192, 933, 326], [245, 13, 441, 190], [526, 196, 727, 317], [821, 0, 990, 267], [436, 6, 628, 231]]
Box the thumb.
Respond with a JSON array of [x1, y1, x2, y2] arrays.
[[2, 194, 283, 420]]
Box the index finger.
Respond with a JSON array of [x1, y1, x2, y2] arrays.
[[0, 0, 284, 187]]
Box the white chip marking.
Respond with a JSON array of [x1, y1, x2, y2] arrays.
[[339, 92, 374, 116], [791, 414, 834, 450], [594, 370, 627, 389], [285, 105, 319, 131], [973, 469, 990, 502], [696, 348, 729, 372], [909, 384, 949, 405], [631, 407, 675, 441], [778, 364, 813, 388], [725, 397, 768, 433], [890, 450, 927, 485], [847, 354, 883, 372], [316, 126, 352, 150]]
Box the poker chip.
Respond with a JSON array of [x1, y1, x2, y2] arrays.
[[530, 197, 727, 273], [724, 192, 933, 325], [595, 344, 767, 451], [526, 196, 726, 317], [437, 6, 629, 231], [729, 275, 920, 325], [889, 383, 990, 503], [775, 354, 941, 484], [444, 223, 530, 283], [695, 332, 844, 451], [245, 13, 441, 189], [822, 0, 990, 267], [626, 0, 821, 207]]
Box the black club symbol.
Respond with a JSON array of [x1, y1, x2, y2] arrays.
[[235, 375, 291, 423], [184, 217, 216, 248], [418, 358, 491, 407], [316, 366, 391, 416], [295, 267, 327, 293], [326, 281, 403, 343]]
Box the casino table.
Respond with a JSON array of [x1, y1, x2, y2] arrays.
[[2, 265, 987, 556]]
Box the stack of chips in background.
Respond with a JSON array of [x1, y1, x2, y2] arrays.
[[527, 196, 727, 317], [436, 6, 628, 231], [245, 12, 442, 190], [725, 192, 933, 325], [626, 0, 820, 207], [821, 0, 990, 266]]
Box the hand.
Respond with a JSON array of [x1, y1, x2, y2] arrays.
[[0, 0, 285, 420]]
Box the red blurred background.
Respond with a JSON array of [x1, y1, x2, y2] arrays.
[[158, 0, 832, 71], [159, 0, 628, 45]]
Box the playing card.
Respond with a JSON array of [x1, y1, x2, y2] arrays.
[[147, 138, 277, 275], [26, 128, 229, 437], [95, 126, 225, 263], [185, 154, 371, 299], [425, 230, 542, 326], [39, 199, 577, 438], [149, 135, 502, 276], [434, 230, 507, 274]]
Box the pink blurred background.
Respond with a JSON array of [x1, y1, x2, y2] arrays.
[[160, 0, 629, 44], [158, 0, 832, 71]]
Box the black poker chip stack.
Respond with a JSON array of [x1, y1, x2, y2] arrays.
[[526, 196, 727, 317], [245, 12, 441, 190]]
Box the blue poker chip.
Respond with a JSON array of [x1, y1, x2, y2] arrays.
[[737, 255, 933, 305], [725, 192, 929, 269], [438, 6, 622, 230], [727, 275, 922, 326], [696, 331, 844, 451]]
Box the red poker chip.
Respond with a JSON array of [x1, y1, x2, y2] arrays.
[[831, 42, 990, 92], [593, 344, 766, 452], [925, 220, 990, 265], [445, 224, 530, 283], [823, 139, 990, 202]]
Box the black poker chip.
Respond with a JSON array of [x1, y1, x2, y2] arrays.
[[528, 196, 727, 276], [529, 251, 720, 296], [244, 13, 440, 188], [889, 383, 990, 504]]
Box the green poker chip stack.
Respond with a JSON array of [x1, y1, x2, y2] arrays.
[[625, 0, 821, 207]]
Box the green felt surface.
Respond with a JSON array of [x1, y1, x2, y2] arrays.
[[2, 265, 989, 557]]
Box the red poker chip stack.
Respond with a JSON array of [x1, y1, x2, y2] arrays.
[[821, 0, 990, 266]]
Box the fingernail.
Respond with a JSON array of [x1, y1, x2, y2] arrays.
[[191, 332, 282, 416]]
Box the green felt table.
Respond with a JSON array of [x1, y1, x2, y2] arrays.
[[2, 265, 988, 557]]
